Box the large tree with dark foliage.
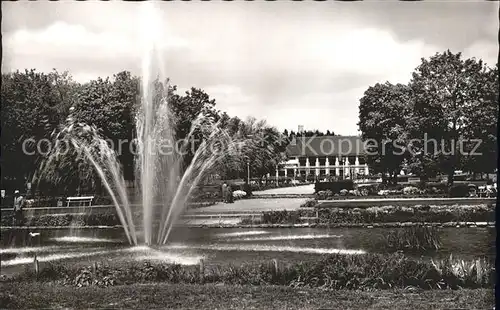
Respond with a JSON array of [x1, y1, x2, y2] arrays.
[[1, 69, 76, 190], [408, 50, 497, 185], [2, 68, 291, 194], [358, 82, 411, 183]]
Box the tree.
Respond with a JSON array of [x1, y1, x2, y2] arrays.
[[1, 69, 68, 190], [358, 82, 411, 183], [408, 50, 495, 185], [167, 86, 221, 171], [461, 65, 498, 177], [72, 71, 140, 181], [219, 117, 287, 182], [47, 69, 81, 117]]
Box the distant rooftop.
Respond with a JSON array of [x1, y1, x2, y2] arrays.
[[286, 135, 366, 157]]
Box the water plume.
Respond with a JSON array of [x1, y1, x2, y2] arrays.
[[36, 3, 244, 246]]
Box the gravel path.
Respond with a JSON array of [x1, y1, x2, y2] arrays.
[[252, 184, 314, 196]]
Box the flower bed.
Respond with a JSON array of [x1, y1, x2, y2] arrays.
[[0, 212, 121, 227], [2, 203, 493, 228], [315, 192, 448, 200], [272, 203, 495, 225]]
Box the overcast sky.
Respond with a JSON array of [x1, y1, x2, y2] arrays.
[[2, 1, 498, 135]]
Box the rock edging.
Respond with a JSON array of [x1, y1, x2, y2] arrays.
[[4, 221, 494, 230]]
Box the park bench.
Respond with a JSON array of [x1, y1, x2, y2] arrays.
[[66, 196, 94, 207]]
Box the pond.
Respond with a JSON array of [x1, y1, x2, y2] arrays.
[[0, 226, 494, 276]]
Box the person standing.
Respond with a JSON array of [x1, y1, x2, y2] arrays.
[[243, 180, 252, 197], [226, 183, 234, 203], [12, 190, 25, 226]]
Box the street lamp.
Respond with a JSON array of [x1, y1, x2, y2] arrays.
[[247, 160, 250, 184], [276, 164, 279, 186]]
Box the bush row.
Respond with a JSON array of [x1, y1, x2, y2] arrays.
[[314, 181, 496, 199], [0, 213, 120, 227], [2, 203, 494, 227], [315, 190, 448, 200], [314, 180, 354, 193], [12, 253, 493, 290], [268, 203, 495, 225]]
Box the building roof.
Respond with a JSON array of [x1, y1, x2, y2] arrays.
[[286, 135, 366, 157]]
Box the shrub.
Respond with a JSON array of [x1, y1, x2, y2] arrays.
[[242, 183, 252, 196], [449, 184, 469, 197], [232, 190, 247, 200], [300, 199, 318, 208], [403, 186, 420, 195], [315, 180, 354, 194], [421, 182, 448, 194], [261, 210, 302, 224], [315, 190, 333, 200], [357, 184, 378, 196], [348, 189, 360, 196]]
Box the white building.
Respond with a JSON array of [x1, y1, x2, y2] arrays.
[[277, 135, 369, 179]]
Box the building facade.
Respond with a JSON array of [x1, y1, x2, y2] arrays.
[[277, 135, 369, 179]]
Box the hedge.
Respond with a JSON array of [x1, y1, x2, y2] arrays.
[[315, 180, 354, 194]]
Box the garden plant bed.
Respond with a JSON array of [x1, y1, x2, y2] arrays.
[[250, 204, 496, 225], [316, 194, 449, 200], [1, 221, 496, 231], [188, 222, 496, 229], [1, 203, 495, 228], [248, 194, 315, 199], [1, 201, 217, 213], [4, 253, 493, 290], [315, 197, 497, 208]]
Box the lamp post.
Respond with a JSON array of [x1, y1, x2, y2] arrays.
[[247, 161, 250, 184]]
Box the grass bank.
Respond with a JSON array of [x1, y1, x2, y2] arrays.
[[0, 283, 493, 309]]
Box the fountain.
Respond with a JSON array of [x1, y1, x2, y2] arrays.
[[36, 3, 240, 246]]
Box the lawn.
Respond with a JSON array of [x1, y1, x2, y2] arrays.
[[0, 282, 493, 309]]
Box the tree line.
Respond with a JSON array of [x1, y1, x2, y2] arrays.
[[358, 50, 498, 185], [282, 129, 335, 138], [1, 70, 289, 194]]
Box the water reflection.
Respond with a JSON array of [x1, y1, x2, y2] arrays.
[[0, 227, 494, 273]]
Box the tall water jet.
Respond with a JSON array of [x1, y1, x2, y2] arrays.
[[136, 2, 163, 246], [36, 2, 244, 246], [37, 118, 138, 245]]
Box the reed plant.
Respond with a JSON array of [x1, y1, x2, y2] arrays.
[[11, 253, 493, 290], [384, 226, 441, 252]]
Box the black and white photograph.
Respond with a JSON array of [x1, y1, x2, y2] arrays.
[[0, 1, 498, 309]]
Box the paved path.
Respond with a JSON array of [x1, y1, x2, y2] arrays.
[[190, 198, 308, 213], [252, 184, 314, 196]]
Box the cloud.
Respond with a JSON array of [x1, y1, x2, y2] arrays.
[[463, 40, 498, 68], [2, 2, 496, 135], [261, 86, 370, 135], [203, 85, 258, 119], [5, 21, 188, 59], [301, 27, 442, 83]]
